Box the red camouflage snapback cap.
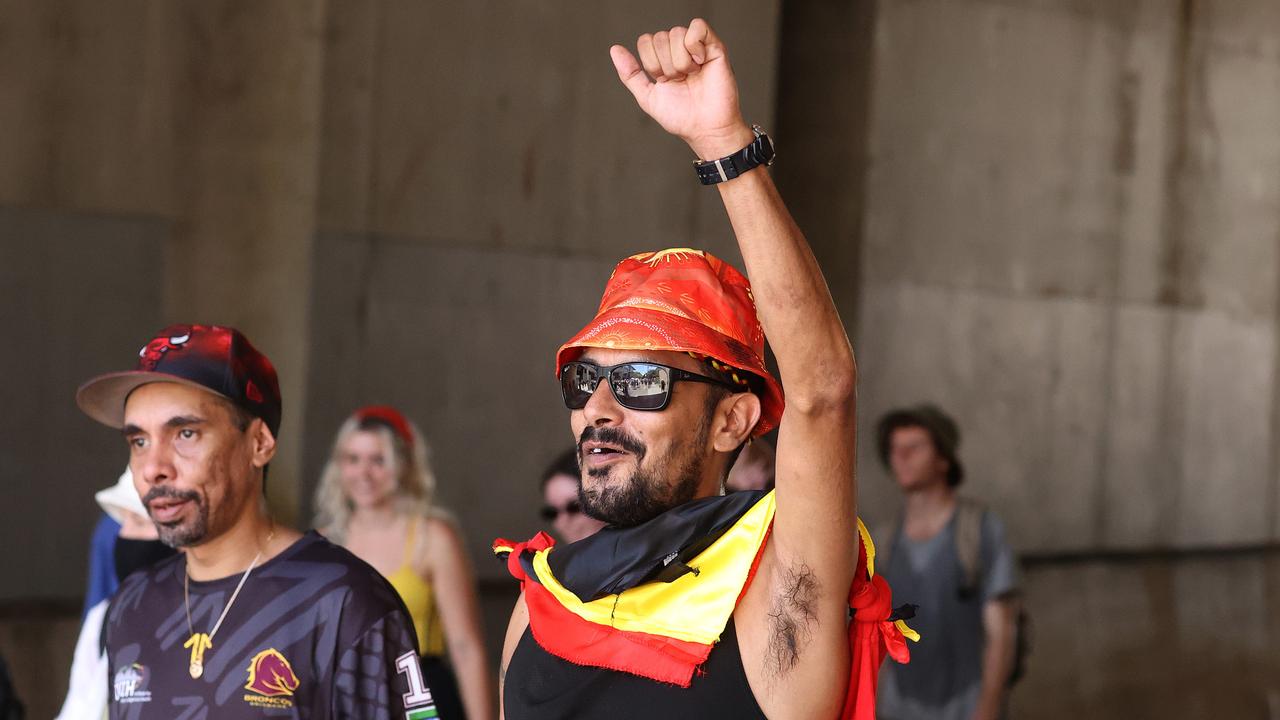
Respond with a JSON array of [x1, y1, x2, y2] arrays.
[[76, 324, 282, 436]]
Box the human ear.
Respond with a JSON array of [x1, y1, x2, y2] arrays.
[[250, 420, 278, 468], [712, 392, 762, 453]]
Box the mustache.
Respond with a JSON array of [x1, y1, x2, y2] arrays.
[[142, 486, 200, 507], [577, 425, 647, 460]]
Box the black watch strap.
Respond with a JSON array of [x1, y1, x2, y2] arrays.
[[693, 125, 775, 185]]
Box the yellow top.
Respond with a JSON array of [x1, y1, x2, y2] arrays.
[[385, 518, 446, 657]]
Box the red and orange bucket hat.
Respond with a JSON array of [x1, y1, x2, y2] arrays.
[[556, 248, 784, 436]]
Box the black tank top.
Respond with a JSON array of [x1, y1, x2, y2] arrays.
[[504, 618, 766, 719]]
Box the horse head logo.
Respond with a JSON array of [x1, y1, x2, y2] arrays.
[[244, 648, 299, 697]]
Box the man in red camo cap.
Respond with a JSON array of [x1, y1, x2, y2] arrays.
[[76, 325, 435, 719], [495, 19, 913, 720]]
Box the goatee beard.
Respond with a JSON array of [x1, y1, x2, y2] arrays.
[[142, 486, 209, 548], [576, 424, 706, 527]]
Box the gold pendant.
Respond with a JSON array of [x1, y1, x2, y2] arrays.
[[184, 632, 213, 680]]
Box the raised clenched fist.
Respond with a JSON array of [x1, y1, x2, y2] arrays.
[[610, 19, 756, 161]]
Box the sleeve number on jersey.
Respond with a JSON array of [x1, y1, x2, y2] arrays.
[[395, 651, 436, 710]]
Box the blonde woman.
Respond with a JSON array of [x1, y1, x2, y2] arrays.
[[315, 406, 492, 720]]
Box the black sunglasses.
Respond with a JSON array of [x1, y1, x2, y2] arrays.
[[559, 360, 736, 412], [540, 500, 582, 522]]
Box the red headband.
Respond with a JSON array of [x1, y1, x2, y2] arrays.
[[353, 405, 414, 451]]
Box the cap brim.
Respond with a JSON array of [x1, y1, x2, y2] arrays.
[[556, 307, 784, 436], [76, 371, 230, 429]]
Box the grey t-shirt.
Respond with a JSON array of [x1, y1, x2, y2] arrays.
[[876, 509, 1019, 720]]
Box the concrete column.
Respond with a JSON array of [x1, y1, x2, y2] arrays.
[[306, 0, 784, 577], [161, 1, 328, 527], [851, 0, 1280, 553], [773, 0, 877, 341]]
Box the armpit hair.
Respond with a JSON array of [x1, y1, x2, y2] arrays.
[[765, 562, 820, 676]]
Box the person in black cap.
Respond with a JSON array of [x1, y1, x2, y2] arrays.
[[873, 404, 1022, 720], [76, 324, 437, 719]]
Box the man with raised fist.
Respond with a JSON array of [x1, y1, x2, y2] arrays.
[[495, 19, 913, 720]]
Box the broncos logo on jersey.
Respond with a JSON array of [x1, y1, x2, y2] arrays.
[[245, 648, 300, 697]]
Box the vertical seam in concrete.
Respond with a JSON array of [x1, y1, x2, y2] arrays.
[[771, 0, 877, 342], [354, 0, 389, 345], [284, 0, 331, 527], [849, 0, 877, 344], [365, 1, 388, 238], [1269, 196, 1280, 541], [1152, 0, 1196, 546], [1093, 3, 1143, 548], [1157, 0, 1193, 309]]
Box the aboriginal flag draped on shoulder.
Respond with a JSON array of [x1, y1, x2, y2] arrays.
[[494, 489, 919, 720]]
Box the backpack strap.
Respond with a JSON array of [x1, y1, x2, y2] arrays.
[[876, 496, 986, 597], [953, 495, 986, 599]]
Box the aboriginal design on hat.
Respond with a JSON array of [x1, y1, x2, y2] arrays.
[[557, 248, 783, 435]]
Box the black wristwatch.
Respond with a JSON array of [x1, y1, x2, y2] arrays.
[[693, 125, 775, 185]]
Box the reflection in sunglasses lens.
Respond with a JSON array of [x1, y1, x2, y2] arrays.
[[607, 364, 671, 410], [560, 361, 674, 411]]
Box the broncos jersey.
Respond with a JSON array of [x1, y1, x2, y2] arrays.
[[104, 531, 439, 719]]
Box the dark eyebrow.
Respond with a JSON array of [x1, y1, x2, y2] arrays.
[[119, 415, 206, 437]]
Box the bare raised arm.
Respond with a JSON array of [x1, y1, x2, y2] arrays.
[[611, 16, 858, 685]]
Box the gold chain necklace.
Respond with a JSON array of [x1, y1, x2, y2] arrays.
[[183, 529, 275, 679]]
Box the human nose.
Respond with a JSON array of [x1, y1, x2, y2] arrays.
[[581, 376, 624, 427], [135, 439, 176, 489], [348, 457, 374, 479]]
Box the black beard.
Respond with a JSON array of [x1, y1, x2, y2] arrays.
[[576, 421, 708, 528], [142, 486, 209, 548]]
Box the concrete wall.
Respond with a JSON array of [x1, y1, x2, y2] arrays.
[[853, 0, 1280, 554], [303, 0, 781, 669], [0, 0, 781, 601], [0, 2, 780, 715], [4, 0, 1279, 717], [302, 0, 782, 580], [1013, 550, 1280, 719], [0, 0, 327, 604], [824, 0, 1280, 716]]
